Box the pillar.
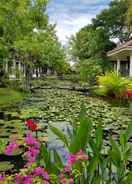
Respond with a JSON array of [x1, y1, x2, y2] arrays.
[[130, 56, 132, 77], [117, 59, 120, 74], [5, 59, 8, 73]]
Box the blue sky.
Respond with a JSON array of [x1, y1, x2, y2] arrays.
[[47, 0, 111, 44]]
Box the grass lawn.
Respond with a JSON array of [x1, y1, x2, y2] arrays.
[[0, 88, 26, 107]]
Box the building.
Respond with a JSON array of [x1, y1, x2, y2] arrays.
[[107, 39, 132, 77], [5, 59, 54, 80]]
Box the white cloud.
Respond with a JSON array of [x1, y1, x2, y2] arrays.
[[49, 13, 95, 44], [47, 0, 110, 44]]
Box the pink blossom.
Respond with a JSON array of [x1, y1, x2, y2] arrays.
[[75, 150, 88, 160], [24, 147, 39, 167], [23, 175, 32, 184], [5, 142, 19, 155], [15, 174, 24, 184], [67, 150, 88, 165], [33, 167, 45, 176], [0, 174, 5, 182], [60, 178, 74, 184], [64, 165, 72, 173], [42, 171, 49, 180], [43, 181, 50, 184], [59, 172, 65, 180], [69, 178, 74, 184], [60, 178, 67, 184], [25, 133, 40, 149]]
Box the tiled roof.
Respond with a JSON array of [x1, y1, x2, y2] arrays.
[[117, 39, 132, 48], [108, 38, 132, 56]]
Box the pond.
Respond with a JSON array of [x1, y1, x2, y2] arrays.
[[0, 87, 132, 171], [0, 87, 131, 144]]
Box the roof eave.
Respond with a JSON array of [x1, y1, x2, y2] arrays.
[[107, 46, 132, 57]]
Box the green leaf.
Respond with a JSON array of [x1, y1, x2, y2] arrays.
[[109, 137, 121, 166], [53, 150, 63, 169], [49, 125, 69, 147], [69, 106, 92, 153], [95, 124, 103, 151], [124, 122, 132, 143], [40, 143, 51, 170]]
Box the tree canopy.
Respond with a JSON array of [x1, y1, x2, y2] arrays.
[[92, 0, 130, 42], [0, 0, 68, 76], [69, 0, 132, 81]]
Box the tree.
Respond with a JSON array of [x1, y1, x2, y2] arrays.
[[127, 0, 132, 26], [92, 0, 130, 42], [69, 25, 115, 73], [0, 0, 68, 88], [79, 58, 102, 84], [69, 0, 131, 80]]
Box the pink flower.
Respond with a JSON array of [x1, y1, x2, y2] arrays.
[[5, 142, 19, 155], [60, 178, 67, 184], [64, 165, 72, 173], [75, 150, 88, 160], [15, 174, 24, 183], [69, 178, 74, 184], [25, 134, 40, 149], [23, 175, 32, 184], [60, 177, 74, 184], [59, 172, 65, 180], [67, 150, 88, 165], [42, 171, 49, 180], [33, 167, 45, 176], [24, 147, 39, 167], [0, 174, 5, 182], [24, 134, 40, 167], [43, 181, 50, 184]]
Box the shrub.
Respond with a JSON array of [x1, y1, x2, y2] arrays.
[[79, 59, 102, 84], [96, 72, 132, 98], [63, 74, 80, 83]]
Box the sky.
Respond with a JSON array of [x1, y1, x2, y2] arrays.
[[47, 0, 111, 44]]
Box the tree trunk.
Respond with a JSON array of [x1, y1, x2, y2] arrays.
[[25, 64, 31, 90]]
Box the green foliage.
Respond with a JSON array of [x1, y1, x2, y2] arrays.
[[92, 0, 130, 42], [63, 74, 80, 83], [70, 25, 115, 62], [50, 106, 132, 183], [69, 0, 131, 80], [0, 0, 68, 89], [1, 105, 132, 183], [127, 0, 132, 26], [69, 106, 92, 153], [49, 125, 69, 147], [96, 72, 132, 98], [0, 161, 14, 172], [0, 88, 26, 107], [79, 59, 102, 83], [69, 24, 115, 78]]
